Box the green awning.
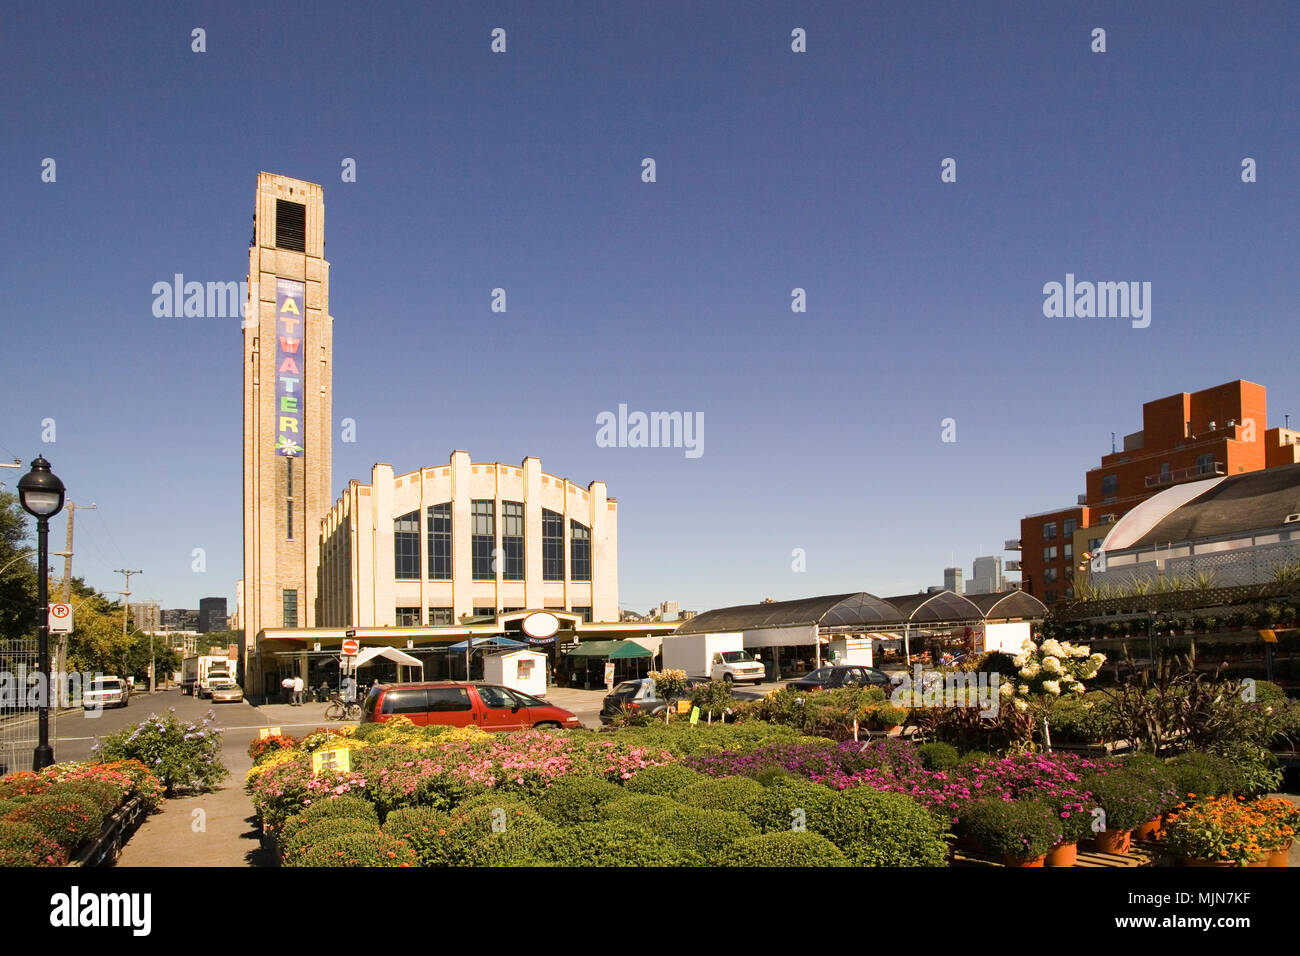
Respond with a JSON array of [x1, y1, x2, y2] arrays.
[[565, 640, 651, 660]]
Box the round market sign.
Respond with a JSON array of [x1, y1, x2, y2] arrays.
[[341, 639, 360, 655], [521, 612, 559, 640]]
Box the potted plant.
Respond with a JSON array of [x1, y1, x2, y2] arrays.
[[867, 704, 907, 733], [1041, 790, 1099, 867], [1163, 797, 1262, 866], [1115, 757, 1180, 840], [1083, 769, 1165, 855], [1251, 796, 1300, 867], [956, 798, 1062, 866]]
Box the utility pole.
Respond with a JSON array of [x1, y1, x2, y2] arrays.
[[53, 501, 96, 681], [114, 568, 144, 690]]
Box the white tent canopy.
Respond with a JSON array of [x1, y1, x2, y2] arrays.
[[350, 646, 425, 681]]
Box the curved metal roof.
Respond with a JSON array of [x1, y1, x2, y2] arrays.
[[881, 590, 983, 623], [674, 592, 902, 635], [965, 590, 1048, 620]]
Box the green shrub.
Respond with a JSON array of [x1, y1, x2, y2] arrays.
[[916, 742, 960, 771], [4, 792, 105, 849], [750, 777, 839, 834], [722, 831, 849, 866], [1206, 742, 1282, 798], [0, 820, 67, 866], [51, 780, 125, 815], [381, 807, 452, 866], [608, 722, 815, 757], [1081, 771, 1164, 832], [302, 795, 379, 826], [1166, 752, 1237, 799], [530, 776, 624, 825], [97, 711, 227, 794], [531, 820, 702, 866], [821, 788, 949, 866], [644, 806, 757, 863], [623, 763, 707, 796], [752, 766, 796, 787], [294, 831, 418, 867], [600, 794, 680, 822], [0, 799, 18, 819], [279, 796, 380, 848], [281, 816, 381, 863], [675, 776, 766, 817], [958, 750, 991, 766], [442, 800, 554, 867], [956, 798, 1061, 861]]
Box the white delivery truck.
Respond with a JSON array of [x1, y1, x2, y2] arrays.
[[661, 632, 767, 684], [182, 654, 235, 697]]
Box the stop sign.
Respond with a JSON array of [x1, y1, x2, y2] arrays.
[[341, 639, 359, 655]]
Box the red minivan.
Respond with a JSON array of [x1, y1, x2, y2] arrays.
[[359, 681, 584, 732]]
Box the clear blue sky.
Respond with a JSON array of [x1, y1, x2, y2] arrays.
[[1, 1, 1296, 615]]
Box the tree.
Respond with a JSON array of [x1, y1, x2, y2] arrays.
[[0, 491, 38, 645], [122, 633, 181, 685]]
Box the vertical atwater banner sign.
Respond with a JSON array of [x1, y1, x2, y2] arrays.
[[275, 278, 305, 456]]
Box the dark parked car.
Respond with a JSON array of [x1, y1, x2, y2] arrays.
[[600, 679, 672, 724], [784, 665, 892, 692]]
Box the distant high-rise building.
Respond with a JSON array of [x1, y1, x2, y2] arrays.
[[943, 568, 964, 594], [132, 602, 161, 632], [198, 597, 228, 634], [161, 608, 200, 631], [966, 556, 1004, 595]]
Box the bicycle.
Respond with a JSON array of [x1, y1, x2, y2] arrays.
[[324, 694, 362, 721]]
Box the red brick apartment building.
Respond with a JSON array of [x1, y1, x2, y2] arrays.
[[1016, 380, 1300, 605]]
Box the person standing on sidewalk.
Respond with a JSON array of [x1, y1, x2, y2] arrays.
[[292, 675, 304, 706], [281, 676, 293, 704]]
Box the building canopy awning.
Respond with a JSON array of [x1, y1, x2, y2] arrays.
[[674, 592, 903, 635], [566, 640, 652, 659], [447, 636, 526, 652]]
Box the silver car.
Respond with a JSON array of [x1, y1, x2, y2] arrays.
[[210, 684, 244, 703]]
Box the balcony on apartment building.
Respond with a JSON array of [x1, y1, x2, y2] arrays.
[[1143, 460, 1226, 489]]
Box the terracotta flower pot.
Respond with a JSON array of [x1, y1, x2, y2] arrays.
[[1046, 842, 1078, 867], [1267, 844, 1291, 867], [1004, 854, 1046, 867], [1094, 829, 1132, 855], [1245, 857, 1269, 867], [1134, 817, 1162, 841], [1181, 856, 1235, 867]]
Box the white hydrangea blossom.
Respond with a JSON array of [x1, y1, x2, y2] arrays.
[[1041, 679, 1061, 695]]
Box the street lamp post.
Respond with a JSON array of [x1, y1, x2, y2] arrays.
[[17, 456, 65, 771]]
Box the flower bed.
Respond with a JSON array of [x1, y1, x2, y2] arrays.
[[0, 760, 165, 866]]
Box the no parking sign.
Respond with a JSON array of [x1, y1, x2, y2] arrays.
[[48, 603, 73, 634]]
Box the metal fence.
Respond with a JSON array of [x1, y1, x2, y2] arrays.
[[0, 638, 39, 776]]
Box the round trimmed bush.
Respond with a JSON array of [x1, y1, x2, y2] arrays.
[[822, 788, 949, 866], [916, 742, 960, 772], [1166, 752, 1236, 799], [382, 806, 452, 866], [281, 816, 381, 862], [301, 795, 379, 826], [5, 792, 105, 849], [279, 796, 380, 848], [644, 806, 756, 864], [530, 776, 624, 825], [676, 776, 766, 817], [600, 794, 679, 822], [53, 780, 126, 815], [722, 831, 849, 866], [752, 767, 796, 787], [531, 819, 703, 867], [623, 763, 707, 796], [443, 799, 554, 867], [0, 775, 50, 801], [750, 777, 839, 833], [0, 820, 67, 866], [295, 831, 418, 867]]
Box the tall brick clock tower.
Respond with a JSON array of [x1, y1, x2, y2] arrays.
[[241, 173, 333, 694]]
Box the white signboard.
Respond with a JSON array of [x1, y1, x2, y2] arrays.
[[48, 603, 73, 634]]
